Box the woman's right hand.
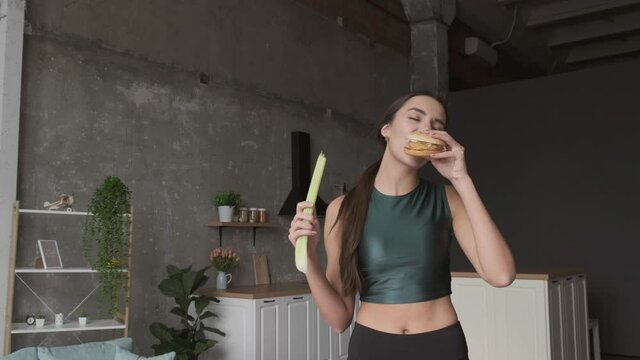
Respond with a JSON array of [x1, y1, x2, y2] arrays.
[[288, 201, 320, 254]]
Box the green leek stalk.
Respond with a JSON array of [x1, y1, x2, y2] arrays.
[[296, 152, 326, 273]]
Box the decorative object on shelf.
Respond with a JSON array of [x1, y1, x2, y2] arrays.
[[54, 313, 64, 326], [209, 248, 239, 290], [78, 310, 88, 326], [25, 314, 35, 326], [35, 314, 45, 327], [33, 255, 44, 269], [37, 240, 63, 269], [248, 208, 258, 223], [238, 207, 248, 222], [215, 271, 232, 290], [213, 190, 241, 223], [82, 176, 132, 317], [43, 193, 75, 211], [252, 253, 270, 285], [258, 208, 267, 223], [149, 264, 225, 360]]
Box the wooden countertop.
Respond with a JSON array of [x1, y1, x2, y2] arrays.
[[200, 269, 586, 299], [199, 282, 311, 299], [452, 268, 586, 280]]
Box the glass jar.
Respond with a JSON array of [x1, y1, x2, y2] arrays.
[[249, 208, 258, 223], [258, 208, 267, 223], [238, 208, 249, 222]]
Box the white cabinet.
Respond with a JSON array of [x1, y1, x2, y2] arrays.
[[451, 273, 589, 360], [204, 292, 357, 360], [204, 293, 336, 360], [313, 297, 359, 360]]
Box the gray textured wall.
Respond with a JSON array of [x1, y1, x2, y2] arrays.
[[447, 60, 640, 356], [13, 0, 408, 355]]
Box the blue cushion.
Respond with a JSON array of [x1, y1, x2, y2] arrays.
[[114, 347, 175, 360], [0, 346, 37, 360], [36, 337, 133, 360]]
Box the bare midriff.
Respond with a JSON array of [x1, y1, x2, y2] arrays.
[[356, 295, 458, 335]]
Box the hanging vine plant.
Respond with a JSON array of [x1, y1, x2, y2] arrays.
[[82, 176, 132, 318]]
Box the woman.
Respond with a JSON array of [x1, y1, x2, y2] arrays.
[[288, 92, 516, 360]]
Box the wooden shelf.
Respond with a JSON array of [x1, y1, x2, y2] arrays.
[[15, 267, 128, 274], [207, 221, 278, 247], [11, 319, 125, 334]]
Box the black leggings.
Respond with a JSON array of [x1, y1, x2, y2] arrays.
[[348, 321, 469, 360]]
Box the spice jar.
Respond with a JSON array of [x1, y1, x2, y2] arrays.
[[238, 208, 249, 222], [249, 208, 258, 223], [258, 208, 267, 223]]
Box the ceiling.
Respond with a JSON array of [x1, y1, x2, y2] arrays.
[[296, 0, 640, 90]]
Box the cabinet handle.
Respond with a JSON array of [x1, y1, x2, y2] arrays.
[[292, 296, 303, 300], [263, 299, 275, 303], [552, 280, 559, 284]]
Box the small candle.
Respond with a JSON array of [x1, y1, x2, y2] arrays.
[[296, 152, 326, 274]]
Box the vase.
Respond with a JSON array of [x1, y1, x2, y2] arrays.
[[216, 271, 232, 290], [217, 206, 235, 223], [78, 317, 87, 326], [54, 313, 64, 326]]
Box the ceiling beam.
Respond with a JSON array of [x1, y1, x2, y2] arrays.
[[526, 0, 640, 28], [565, 33, 640, 63], [456, 0, 557, 73], [545, 10, 640, 47]]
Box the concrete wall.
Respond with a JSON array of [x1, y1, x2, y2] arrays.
[[11, 0, 408, 354], [447, 59, 640, 356]]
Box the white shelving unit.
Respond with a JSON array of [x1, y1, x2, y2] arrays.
[[3, 201, 133, 355], [11, 319, 126, 334]]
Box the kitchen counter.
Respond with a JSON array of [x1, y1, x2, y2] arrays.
[[199, 282, 311, 299], [199, 269, 586, 299], [452, 268, 585, 280]]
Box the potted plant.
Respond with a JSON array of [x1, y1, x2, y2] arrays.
[[78, 310, 88, 326], [35, 313, 45, 327], [82, 176, 132, 318], [150, 265, 225, 360], [209, 248, 240, 290], [213, 190, 241, 222]]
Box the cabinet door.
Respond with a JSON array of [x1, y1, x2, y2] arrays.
[[255, 298, 281, 360], [549, 279, 564, 360], [573, 275, 589, 360], [562, 277, 577, 360], [493, 279, 548, 360], [451, 277, 492, 360], [283, 294, 314, 360], [312, 295, 358, 360], [204, 297, 254, 360]]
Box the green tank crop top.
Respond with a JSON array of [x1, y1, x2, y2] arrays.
[[358, 178, 453, 304]]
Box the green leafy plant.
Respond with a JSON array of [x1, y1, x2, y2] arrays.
[[82, 176, 131, 317], [35, 313, 45, 320], [212, 190, 241, 207], [150, 265, 225, 360], [79, 310, 88, 318]]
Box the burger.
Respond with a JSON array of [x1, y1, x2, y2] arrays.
[[403, 131, 447, 157]]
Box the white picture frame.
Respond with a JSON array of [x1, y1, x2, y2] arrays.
[[38, 240, 63, 269]]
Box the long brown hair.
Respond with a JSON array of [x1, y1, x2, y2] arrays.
[[335, 91, 447, 296]]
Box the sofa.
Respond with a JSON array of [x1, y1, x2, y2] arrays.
[[1, 338, 175, 360]]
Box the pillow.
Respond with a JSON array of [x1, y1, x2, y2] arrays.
[[114, 347, 176, 360], [37, 337, 133, 360], [0, 346, 37, 360]]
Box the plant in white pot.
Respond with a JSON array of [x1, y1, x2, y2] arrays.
[[213, 190, 241, 222], [35, 313, 45, 327], [78, 310, 88, 326]]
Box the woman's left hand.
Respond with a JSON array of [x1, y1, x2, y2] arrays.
[[425, 130, 469, 182]]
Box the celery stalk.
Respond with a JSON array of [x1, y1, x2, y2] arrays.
[[296, 152, 326, 273]]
